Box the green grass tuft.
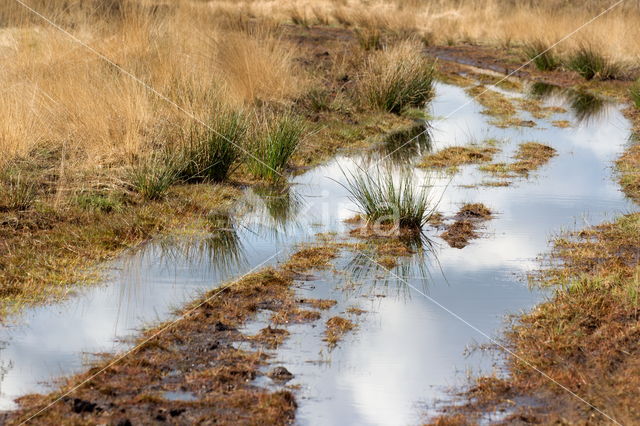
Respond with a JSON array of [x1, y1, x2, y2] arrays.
[[179, 110, 247, 182], [567, 46, 622, 80], [0, 173, 36, 212], [250, 114, 306, 182], [523, 41, 560, 71], [341, 168, 434, 229], [129, 153, 180, 201]]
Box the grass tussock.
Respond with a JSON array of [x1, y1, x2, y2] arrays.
[[357, 40, 435, 114], [250, 114, 306, 182], [341, 168, 435, 230], [523, 40, 560, 71], [616, 143, 640, 203], [567, 45, 624, 81], [418, 145, 498, 169], [128, 153, 180, 201], [178, 110, 248, 183], [0, 173, 37, 212]]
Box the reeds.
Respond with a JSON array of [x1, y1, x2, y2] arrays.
[[342, 167, 434, 229]]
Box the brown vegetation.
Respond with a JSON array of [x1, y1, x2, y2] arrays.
[[0, 6, 425, 312], [480, 142, 557, 182], [204, 0, 640, 69], [439, 203, 492, 249], [418, 145, 498, 169], [2, 240, 345, 424], [283, 245, 339, 272], [433, 213, 640, 424], [324, 316, 356, 348]]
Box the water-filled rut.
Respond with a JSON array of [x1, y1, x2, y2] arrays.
[[0, 81, 634, 424]]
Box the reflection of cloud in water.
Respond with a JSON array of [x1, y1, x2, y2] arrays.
[[0, 80, 635, 417]]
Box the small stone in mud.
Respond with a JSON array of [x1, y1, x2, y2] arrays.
[[268, 366, 294, 382]]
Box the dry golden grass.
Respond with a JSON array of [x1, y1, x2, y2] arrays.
[[0, 1, 305, 173], [324, 316, 356, 347], [210, 0, 640, 66], [418, 145, 499, 169], [480, 141, 556, 179]]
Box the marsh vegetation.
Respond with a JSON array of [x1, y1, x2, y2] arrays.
[[341, 168, 435, 230], [1, 0, 640, 425]]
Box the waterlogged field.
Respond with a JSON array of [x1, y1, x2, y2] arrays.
[[0, 79, 635, 423], [1, 1, 639, 423]]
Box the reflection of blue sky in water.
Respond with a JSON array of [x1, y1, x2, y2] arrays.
[[253, 84, 636, 426], [0, 82, 634, 421]]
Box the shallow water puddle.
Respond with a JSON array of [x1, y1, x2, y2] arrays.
[[0, 81, 634, 421]]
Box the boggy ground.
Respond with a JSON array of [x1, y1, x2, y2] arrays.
[[430, 213, 640, 425], [426, 37, 640, 426], [0, 242, 345, 425], [0, 21, 418, 315], [2, 232, 417, 425], [3, 8, 640, 425]]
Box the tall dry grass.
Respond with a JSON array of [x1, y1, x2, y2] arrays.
[[2, 0, 638, 180], [212, 0, 640, 66], [0, 1, 305, 180]]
